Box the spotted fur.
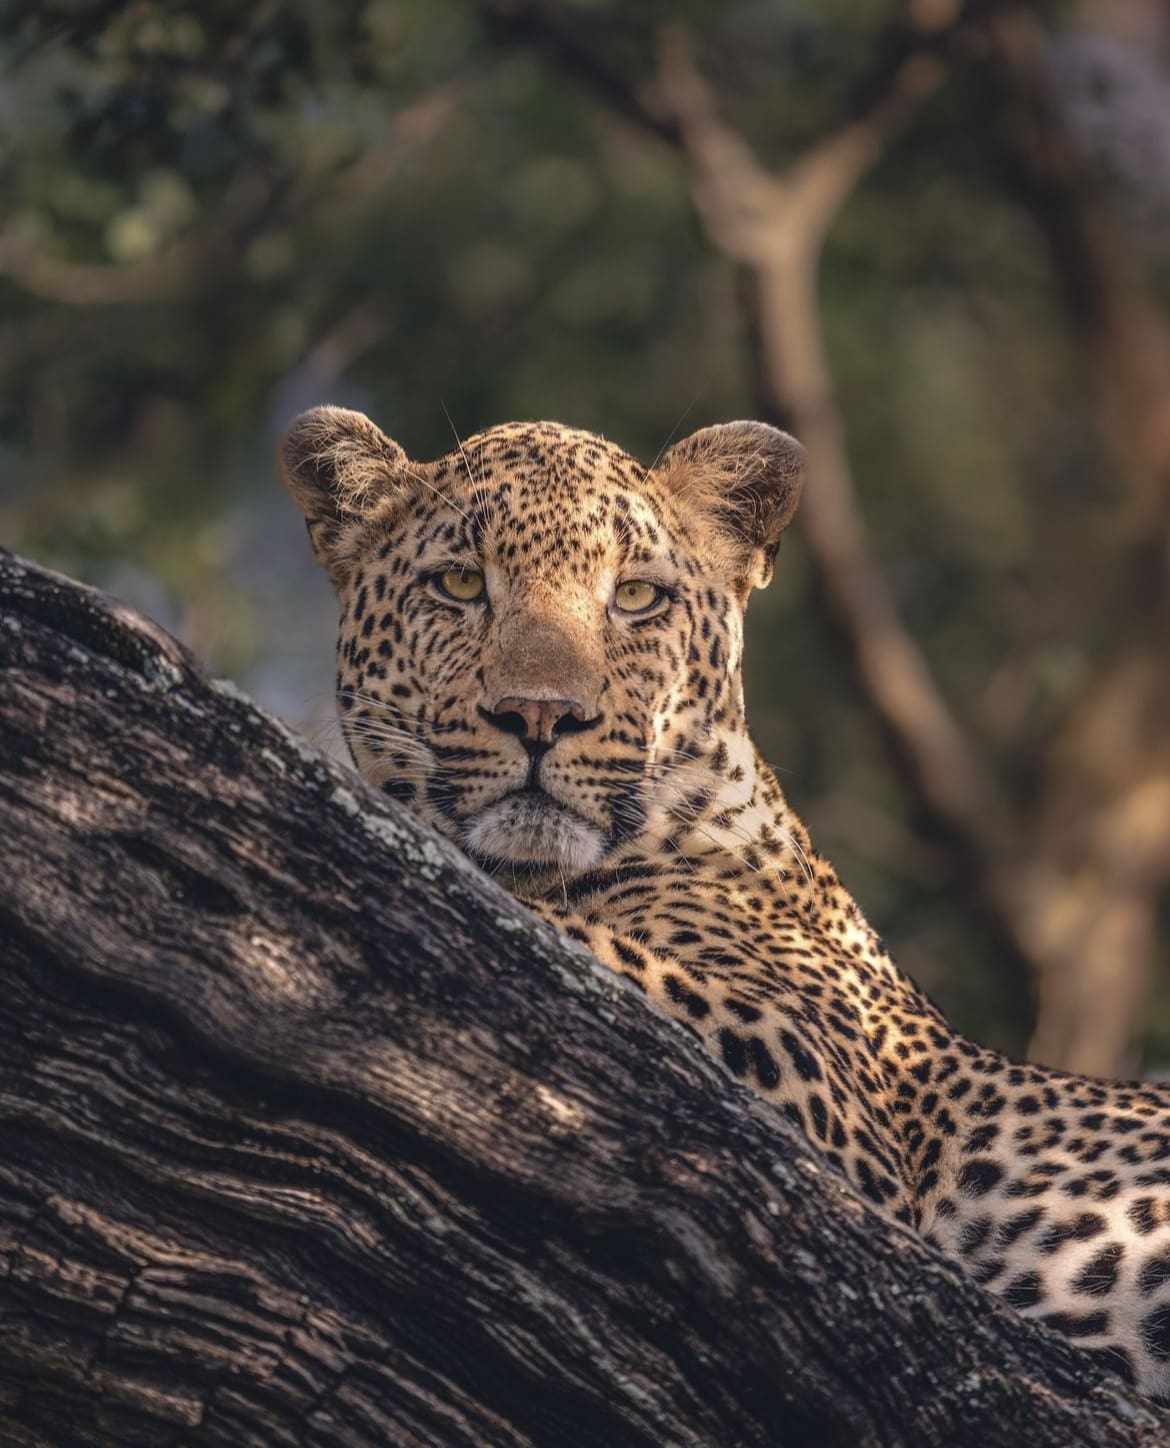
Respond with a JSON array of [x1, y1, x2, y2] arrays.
[[282, 406, 1170, 1400]]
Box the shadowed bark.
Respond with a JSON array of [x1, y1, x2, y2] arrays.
[[0, 547, 1167, 1447]]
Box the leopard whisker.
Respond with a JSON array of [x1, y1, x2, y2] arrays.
[[405, 463, 473, 526], [441, 401, 490, 520]]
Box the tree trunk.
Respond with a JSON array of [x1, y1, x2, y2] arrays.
[[0, 548, 1165, 1447]]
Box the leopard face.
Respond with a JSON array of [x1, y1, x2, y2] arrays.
[[280, 409, 804, 880]]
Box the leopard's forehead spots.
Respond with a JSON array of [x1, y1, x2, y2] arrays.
[[443, 420, 647, 498], [410, 422, 689, 587]]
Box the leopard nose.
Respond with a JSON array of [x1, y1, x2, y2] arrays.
[[480, 695, 599, 749]]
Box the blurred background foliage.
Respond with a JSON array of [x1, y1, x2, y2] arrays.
[[3, 0, 1169, 1068]]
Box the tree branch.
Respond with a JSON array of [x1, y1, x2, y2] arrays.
[[0, 82, 467, 307], [502, 0, 1170, 1075], [653, 25, 1014, 867], [492, 0, 1015, 869], [0, 172, 273, 307], [951, 4, 1170, 1069], [2, 549, 1167, 1443], [968, 5, 1170, 526]]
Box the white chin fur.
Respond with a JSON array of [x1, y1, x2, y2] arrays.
[[463, 795, 604, 873]]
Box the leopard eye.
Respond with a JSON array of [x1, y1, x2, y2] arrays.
[[435, 567, 486, 602], [614, 580, 666, 614]]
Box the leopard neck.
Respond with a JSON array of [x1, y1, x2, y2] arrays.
[[650, 732, 952, 1021], [645, 728, 807, 874]]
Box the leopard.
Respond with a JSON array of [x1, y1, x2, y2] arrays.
[[280, 404, 1170, 1401]]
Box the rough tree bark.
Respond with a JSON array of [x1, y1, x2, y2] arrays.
[[0, 548, 1167, 1446]]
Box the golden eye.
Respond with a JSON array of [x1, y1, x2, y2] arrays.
[[614, 580, 666, 614], [435, 567, 486, 602]]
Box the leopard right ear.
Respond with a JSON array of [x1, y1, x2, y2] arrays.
[[660, 420, 806, 591], [278, 406, 409, 588]]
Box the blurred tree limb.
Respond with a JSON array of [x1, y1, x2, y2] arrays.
[[0, 81, 467, 308], [493, 0, 1170, 1077], [3, 546, 1170, 1446], [963, 6, 1170, 1071], [973, 8, 1170, 528], [0, 172, 272, 307]]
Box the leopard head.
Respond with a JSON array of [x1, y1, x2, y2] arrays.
[[280, 408, 804, 880]]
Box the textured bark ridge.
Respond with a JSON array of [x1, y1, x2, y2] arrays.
[[0, 548, 1166, 1447]]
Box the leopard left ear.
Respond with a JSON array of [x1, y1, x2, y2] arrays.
[[660, 421, 806, 589], [278, 405, 409, 589]]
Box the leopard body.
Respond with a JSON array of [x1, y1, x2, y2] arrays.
[[281, 406, 1170, 1399]]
